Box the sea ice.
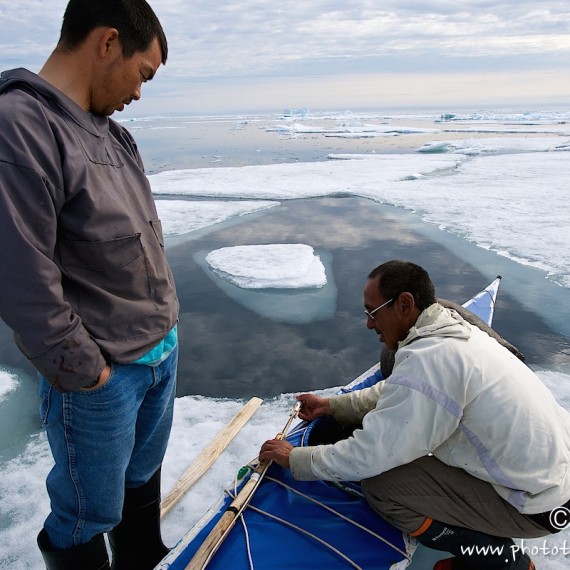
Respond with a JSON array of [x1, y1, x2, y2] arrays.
[[0, 370, 19, 403], [155, 199, 279, 238], [416, 137, 570, 155], [205, 244, 327, 289]]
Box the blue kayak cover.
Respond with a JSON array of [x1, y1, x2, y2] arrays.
[[161, 460, 411, 569]]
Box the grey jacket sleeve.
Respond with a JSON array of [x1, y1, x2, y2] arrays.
[[0, 162, 106, 391]]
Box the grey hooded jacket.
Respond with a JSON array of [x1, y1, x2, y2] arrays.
[[0, 68, 179, 391]]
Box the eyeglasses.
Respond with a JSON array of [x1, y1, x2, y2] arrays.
[[364, 298, 394, 320]]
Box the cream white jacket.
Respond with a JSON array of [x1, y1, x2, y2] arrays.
[[290, 304, 570, 514]]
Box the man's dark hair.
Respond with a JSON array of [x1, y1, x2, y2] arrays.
[[368, 260, 437, 311], [58, 0, 168, 64]]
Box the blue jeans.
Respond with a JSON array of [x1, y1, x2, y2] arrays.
[[38, 346, 178, 550]]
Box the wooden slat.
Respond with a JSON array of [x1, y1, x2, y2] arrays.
[[161, 397, 263, 518], [185, 402, 301, 570]]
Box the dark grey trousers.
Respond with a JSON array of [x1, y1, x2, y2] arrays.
[[361, 456, 551, 538]]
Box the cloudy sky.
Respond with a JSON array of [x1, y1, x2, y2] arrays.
[[1, 0, 569, 115]]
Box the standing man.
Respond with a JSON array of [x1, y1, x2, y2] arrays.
[[261, 260, 570, 570], [0, 2, 179, 569]]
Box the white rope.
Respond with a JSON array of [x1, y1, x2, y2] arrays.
[[286, 424, 308, 439], [246, 503, 363, 570], [225, 486, 362, 570], [221, 484, 255, 570], [265, 475, 410, 560], [225, 476, 409, 567], [238, 514, 255, 570]]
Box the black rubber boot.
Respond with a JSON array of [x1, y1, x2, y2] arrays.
[[37, 528, 110, 570], [415, 519, 535, 570], [108, 467, 170, 570]]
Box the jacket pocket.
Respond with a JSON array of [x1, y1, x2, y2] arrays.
[[59, 235, 158, 327], [60, 234, 144, 270]]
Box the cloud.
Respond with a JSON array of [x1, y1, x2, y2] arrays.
[[2, 1, 569, 74], [1, 0, 568, 113], [153, 0, 570, 78]]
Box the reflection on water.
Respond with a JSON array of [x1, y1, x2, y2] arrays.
[[166, 197, 570, 398]]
